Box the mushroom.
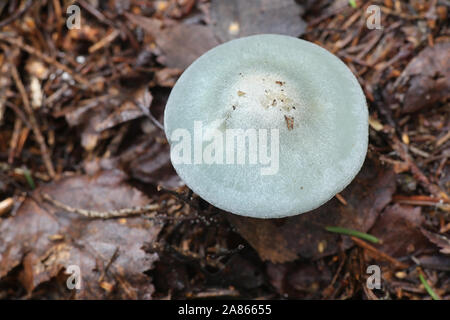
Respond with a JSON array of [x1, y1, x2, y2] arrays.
[[164, 34, 368, 219]]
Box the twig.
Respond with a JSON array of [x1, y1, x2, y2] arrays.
[[334, 193, 348, 206], [10, 64, 56, 178], [393, 195, 450, 211], [77, 0, 114, 27], [5, 100, 32, 128], [8, 117, 22, 163], [308, 4, 348, 27], [42, 187, 210, 221], [189, 288, 240, 299], [436, 130, 450, 148], [99, 247, 120, 282], [380, 6, 424, 20], [0, 33, 89, 86], [41, 192, 159, 218], [135, 99, 164, 131], [303, 28, 347, 34], [323, 253, 347, 299], [363, 285, 380, 300], [157, 185, 201, 211], [208, 244, 245, 259], [89, 29, 120, 53], [351, 237, 408, 269], [0, 0, 33, 28], [392, 136, 448, 201]]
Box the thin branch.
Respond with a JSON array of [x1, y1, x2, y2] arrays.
[[41, 192, 159, 218], [0, 0, 33, 29], [0, 33, 89, 86], [135, 98, 164, 131], [10, 63, 56, 178], [351, 236, 408, 269]]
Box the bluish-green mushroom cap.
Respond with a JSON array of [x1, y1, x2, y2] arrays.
[[164, 34, 368, 219]]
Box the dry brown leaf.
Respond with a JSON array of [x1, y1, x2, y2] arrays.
[[210, 0, 306, 42], [156, 24, 219, 69], [65, 87, 150, 151], [370, 204, 429, 257], [121, 132, 182, 189], [0, 171, 162, 299]]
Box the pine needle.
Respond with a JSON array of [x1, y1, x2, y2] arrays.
[[419, 273, 440, 300], [22, 168, 35, 190], [325, 226, 380, 244]]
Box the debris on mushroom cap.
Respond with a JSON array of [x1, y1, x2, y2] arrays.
[[164, 34, 368, 219]]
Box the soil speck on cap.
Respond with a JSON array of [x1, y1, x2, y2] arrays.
[[285, 115, 294, 130]]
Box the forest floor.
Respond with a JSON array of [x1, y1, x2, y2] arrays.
[[0, 0, 448, 299]]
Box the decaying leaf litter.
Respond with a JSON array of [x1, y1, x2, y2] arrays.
[[0, 0, 449, 299]]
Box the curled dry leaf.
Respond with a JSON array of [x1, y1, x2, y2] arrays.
[[421, 229, 450, 255], [227, 155, 396, 263], [0, 171, 162, 299], [64, 87, 150, 151], [0, 53, 11, 124], [95, 87, 152, 132]]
